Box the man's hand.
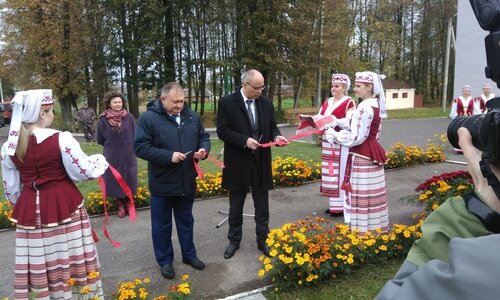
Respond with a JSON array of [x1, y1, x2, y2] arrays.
[[274, 135, 289, 147], [194, 148, 207, 160], [458, 127, 500, 211], [171, 152, 187, 163], [246, 137, 261, 150]]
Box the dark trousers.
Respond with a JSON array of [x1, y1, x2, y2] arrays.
[[227, 159, 270, 246], [151, 194, 196, 266], [80, 122, 95, 142]]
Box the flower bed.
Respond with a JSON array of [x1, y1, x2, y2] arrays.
[[0, 156, 321, 230], [414, 170, 474, 211], [385, 134, 447, 169], [9, 273, 192, 300], [259, 217, 422, 291]]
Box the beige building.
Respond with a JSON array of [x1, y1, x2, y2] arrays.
[[384, 80, 417, 110]]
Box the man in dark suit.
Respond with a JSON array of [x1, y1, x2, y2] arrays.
[[216, 69, 289, 259]]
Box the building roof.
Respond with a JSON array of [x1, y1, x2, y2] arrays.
[[383, 80, 416, 89]]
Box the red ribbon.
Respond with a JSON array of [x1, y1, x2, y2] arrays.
[[193, 153, 225, 181], [96, 164, 136, 248], [328, 144, 335, 176], [260, 129, 321, 148]]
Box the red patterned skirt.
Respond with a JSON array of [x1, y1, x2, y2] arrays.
[[346, 155, 389, 235], [13, 192, 103, 299]]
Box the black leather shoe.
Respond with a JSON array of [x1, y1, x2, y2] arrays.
[[224, 243, 240, 259], [330, 212, 343, 217], [258, 244, 272, 257], [324, 208, 331, 214], [161, 264, 175, 279], [183, 257, 205, 270]]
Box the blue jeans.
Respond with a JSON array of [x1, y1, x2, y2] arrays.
[[150, 194, 196, 266]]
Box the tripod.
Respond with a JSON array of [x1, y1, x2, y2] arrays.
[[216, 210, 255, 228]]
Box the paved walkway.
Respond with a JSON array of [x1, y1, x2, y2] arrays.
[[0, 120, 467, 299], [0, 161, 465, 299]]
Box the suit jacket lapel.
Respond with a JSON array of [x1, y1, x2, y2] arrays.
[[234, 91, 254, 128]]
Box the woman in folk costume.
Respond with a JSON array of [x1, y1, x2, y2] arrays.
[[1, 90, 108, 299], [96, 91, 138, 218], [476, 83, 496, 113], [325, 71, 389, 235], [449, 85, 482, 119], [320, 74, 356, 217]]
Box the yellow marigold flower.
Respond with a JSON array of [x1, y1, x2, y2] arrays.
[[80, 286, 90, 294], [265, 263, 273, 271], [258, 269, 265, 278], [144, 278, 150, 283], [66, 278, 76, 287], [181, 274, 189, 281], [432, 203, 439, 211], [379, 245, 388, 251], [347, 257, 354, 264], [88, 271, 100, 279], [270, 249, 277, 257]]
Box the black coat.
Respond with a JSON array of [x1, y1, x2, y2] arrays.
[[216, 90, 281, 192], [134, 99, 211, 197]]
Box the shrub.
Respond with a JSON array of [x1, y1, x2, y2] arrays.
[[0, 200, 14, 229], [272, 156, 321, 186], [259, 217, 421, 291], [111, 274, 191, 300], [414, 170, 474, 212], [385, 134, 447, 169]]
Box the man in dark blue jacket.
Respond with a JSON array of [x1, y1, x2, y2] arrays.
[[134, 82, 211, 279]]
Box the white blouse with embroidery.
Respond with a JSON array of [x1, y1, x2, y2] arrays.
[[1, 128, 108, 205], [325, 97, 381, 147]]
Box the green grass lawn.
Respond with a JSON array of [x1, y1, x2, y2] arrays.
[[56, 139, 322, 199], [264, 258, 404, 300]]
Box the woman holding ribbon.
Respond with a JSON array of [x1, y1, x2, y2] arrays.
[[96, 91, 138, 218], [319, 74, 356, 217], [1, 89, 109, 298], [325, 71, 389, 235]]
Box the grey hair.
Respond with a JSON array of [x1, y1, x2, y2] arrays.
[[241, 69, 259, 84], [161, 82, 183, 97]]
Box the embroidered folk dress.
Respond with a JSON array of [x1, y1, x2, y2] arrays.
[[477, 93, 496, 113], [1, 128, 108, 299], [319, 96, 356, 214], [449, 96, 482, 119], [328, 97, 389, 234]]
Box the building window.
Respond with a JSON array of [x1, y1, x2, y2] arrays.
[[392, 93, 398, 99], [402, 92, 408, 98]]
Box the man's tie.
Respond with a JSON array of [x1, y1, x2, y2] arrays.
[[246, 99, 255, 128]]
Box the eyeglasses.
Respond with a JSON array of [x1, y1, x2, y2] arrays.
[[246, 82, 266, 92]]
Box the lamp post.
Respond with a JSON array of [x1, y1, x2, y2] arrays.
[[442, 14, 457, 113], [0, 78, 3, 102]]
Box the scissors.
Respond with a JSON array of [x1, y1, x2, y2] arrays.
[[183, 150, 192, 156]]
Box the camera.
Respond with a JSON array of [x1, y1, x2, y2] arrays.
[[446, 1, 500, 166], [469, 0, 500, 87], [447, 98, 500, 165]]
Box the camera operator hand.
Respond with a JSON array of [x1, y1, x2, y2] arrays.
[[458, 127, 500, 212]]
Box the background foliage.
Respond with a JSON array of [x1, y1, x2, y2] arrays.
[[0, 0, 457, 128]]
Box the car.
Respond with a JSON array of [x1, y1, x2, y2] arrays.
[[0, 106, 5, 127], [0, 102, 12, 124]]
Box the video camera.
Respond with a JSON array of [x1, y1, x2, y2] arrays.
[[447, 0, 500, 166]]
